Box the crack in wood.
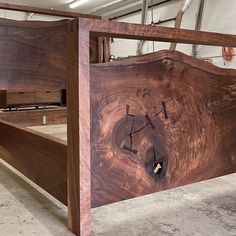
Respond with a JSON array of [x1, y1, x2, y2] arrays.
[[162, 101, 168, 119], [145, 114, 155, 129], [122, 103, 168, 165]]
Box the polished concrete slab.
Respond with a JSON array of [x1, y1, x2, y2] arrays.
[[0, 159, 235, 236]]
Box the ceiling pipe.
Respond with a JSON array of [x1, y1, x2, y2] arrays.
[[89, 0, 131, 14], [169, 0, 193, 50], [192, 0, 205, 57], [141, 0, 149, 25], [89, 0, 141, 17], [109, 0, 177, 20], [137, 0, 149, 55], [94, 0, 177, 20], [26, 12, 34, 21]]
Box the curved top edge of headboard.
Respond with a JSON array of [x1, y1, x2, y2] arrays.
[[92, 50, 236, 78]]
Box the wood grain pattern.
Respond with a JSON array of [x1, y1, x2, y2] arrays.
[[0, 120, 67, 204], [0, 90, 62, 108], [35, 90, 61, 104], [0, 51, 235, 235], [6, 91, 35, 105], [0, 2, 101, 19], [0, 18, 99, 91], [0, 18, 67, 90], [81, 18, 236, 47], [0, 108, 67, 127], [67, 19, 91, 236], [1, 15, 236, 236], [90, 50, 236, 207], [0, 90, 6, 108]]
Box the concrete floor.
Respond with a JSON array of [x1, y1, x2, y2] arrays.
[[0, 159, 235, 236]]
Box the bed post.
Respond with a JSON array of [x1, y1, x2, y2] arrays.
[[67, 18, 91, 236]]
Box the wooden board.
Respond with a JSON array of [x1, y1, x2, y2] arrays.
[[81, 18, 236, 47], [6, 91, 35, 105], [0, 18, 68, 90], [90, 50, 236, 207], [0, 108, 67, 127], [0, 120, 67, 204], [0, 18, 99, 91], [0, 2, 101, 20]]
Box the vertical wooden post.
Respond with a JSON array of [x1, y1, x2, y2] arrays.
[[67, 18, 91, 236]]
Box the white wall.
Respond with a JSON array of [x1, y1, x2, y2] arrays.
[[0, 9, 65, 21], [110, 0, 236, 68], [0, 9, 26, 20]]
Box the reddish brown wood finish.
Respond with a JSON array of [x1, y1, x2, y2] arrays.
[[0, 2, 101, 20], [0, 108, 67, 127], [66, 17, 236, 236], [67, 19, 91, 236], [0, 18, 68, 90], [90, 50, 236, 207], [0, 120, 67, 204], [0, 90, 6, 108], [0, 90, 62, 109], [1, 15, 236, 236], [82, 18, 236, 47], [0, 17, 99, 91]]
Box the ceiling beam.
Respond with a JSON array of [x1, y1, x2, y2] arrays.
[[0, 2, 101, 19]]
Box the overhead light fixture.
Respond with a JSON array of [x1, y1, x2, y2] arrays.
[[69, 0, 88, 9]]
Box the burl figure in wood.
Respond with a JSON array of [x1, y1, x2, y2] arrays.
[[90, 50, 236, 207]]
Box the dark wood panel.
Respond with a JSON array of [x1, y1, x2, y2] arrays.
[[90, 36, 100, 63], [35, 90, 61, 104], [0, 90, 62, 108], [0, 18, 68, 90], [0, 2, 101, 19], [0, 18, 99, 91], [6, 91, 35, 105], [0, 108, 67, 127], [90, 50, 236, 207], [0, 90, 6, 108], [81, 18, 236, 47], [0, 120, 67, 204]]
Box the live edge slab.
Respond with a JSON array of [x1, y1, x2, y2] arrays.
[[90, 50, 236, 206]]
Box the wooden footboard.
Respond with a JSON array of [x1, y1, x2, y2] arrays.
[[90, 50, 236, 207], [67, 18, 236, 235]]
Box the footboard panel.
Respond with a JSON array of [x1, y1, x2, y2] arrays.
[[90, 50, 236, 207]]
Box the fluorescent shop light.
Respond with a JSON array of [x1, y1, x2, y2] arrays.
[[69, 0, 88, 9]]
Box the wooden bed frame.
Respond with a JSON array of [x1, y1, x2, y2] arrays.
[[0, 3, 236, 236]]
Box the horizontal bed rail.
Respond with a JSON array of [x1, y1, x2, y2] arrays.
[[0, 119, 67, 204], [0, 108, 67, 127]]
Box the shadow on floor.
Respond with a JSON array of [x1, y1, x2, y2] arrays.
[[0, 160, 236, 236]]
